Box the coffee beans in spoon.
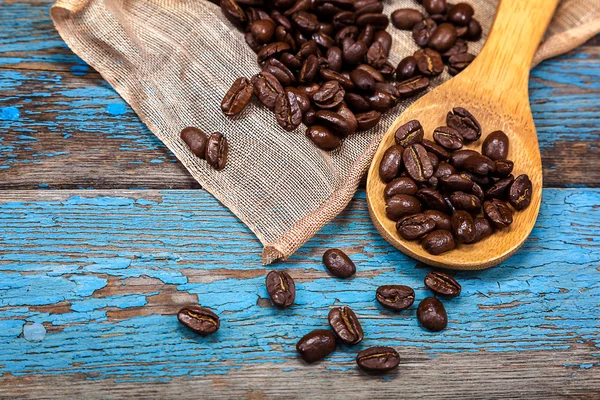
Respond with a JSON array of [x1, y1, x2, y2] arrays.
[[380, 107, 533, 256]]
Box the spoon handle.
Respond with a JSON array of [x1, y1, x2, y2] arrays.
[[467, 0, 560, 103]]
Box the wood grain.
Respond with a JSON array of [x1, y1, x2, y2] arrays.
[[0, 0, 598, 189], [0, 189, 598, 398]]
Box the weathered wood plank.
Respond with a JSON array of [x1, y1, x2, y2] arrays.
[[0, 0, 598, 188], [0, 188, 598, 398]]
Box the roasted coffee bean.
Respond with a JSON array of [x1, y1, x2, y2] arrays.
[[450, 149, 479, 169], [379, 145, 404, 183], [485, 175, 514, 200], [287, 87, 311, 113], [423, 0, 446, 14], [386, 194, 422, 221], [356, 13, 389, 29], [464, 154, 495, 176], [356, 346, 400, 373], [379, 61, 397, 79], [446, 107, 481, 141], [404, 144, 434, 182], [493, 159, 514, 178], [312, 80, 345, 109], [356, 2, 383, 17], [472, 216, 493, 243], [424, 271, 461, 297], [307, 125, 341, 150], [376, 285, 415, 311], [271, 10, 293, 30], [246, 7, 270, 25], [395, 120, 424, 147], [298, 54, 320, 83], [323, 248, 356, 278], [482, 130, 509, 160], [464, 19, 482, 41], [296, 329, 336, 363], [275, 90, 303, 131], [297, 39, 321, 59], [367, 91, 397, 112], [205, 132, 228, 170], [429, 23, 457, 52], [442, 38, 468, 59], [356, 64, 385, 82], [342, 39, 368, 66], [245, 32, 262, 53], [416, 187, 449, 213], [374, 30, 392, 55], [265, 58, 297, 86], [452, 210, 476, 243], [326, 46, 343, 72], [384, 177, 418, 199], [472, 182, 484, 201], [434, 162, 456, 179], [448, 52, 475, 75], [292, 11, 320, 34], [257, 42, 291, 63], [391, 8, 423, 30], [414, 48, 444, 77], [252, 71, 284, 109], [423, 210, 452, 231], [177, 305, 220, 335], [356, 110, 381, 130], [397, 213, 436, 240], [350, 68, 375, 92], [221, 0, 247, 28], [333, 10, 356, 30], [412, 18, 437, 48], [396, 76, 430, 98], [422, 230, 455, 255], [180, 127, 209, 159], [396, 56, 418, 81], [313, 31, 335, 49], [338, 104, 358, 135], [328, 306, 363, 345], [440, 173, 473, 192], [280, 52, 303, 70], [449, 191, 481, 214], [422, 139, 450, 160], [365, 41, 387, 69], [265, 270, 296, 308], [314, 110, 350, 136], [303, 108, 318, 125], [319, 69, 355, 90], [484, 199, 513, 229], [221, 78, 254, 116], [448, 2, 474, 26], [316, 2, 343, 18], [461, 171, 492, 187], [417, 297, 447, 331], [433, 126, 463, 150], [251, 19, 276, 44], [345, 93, 371, 113], [428, 152, 439, 171], [335, 25, 359, 44], [509, 174, 533, 210]]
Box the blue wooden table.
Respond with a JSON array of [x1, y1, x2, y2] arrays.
[[1, 1, 599, 398]]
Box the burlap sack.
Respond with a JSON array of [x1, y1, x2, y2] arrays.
[[50, 0, 600, 264]]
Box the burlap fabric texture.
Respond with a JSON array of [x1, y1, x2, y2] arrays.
[[51, 0, 600, 264]]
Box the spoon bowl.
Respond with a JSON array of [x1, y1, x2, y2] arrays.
[[366, 0, 559, 270]]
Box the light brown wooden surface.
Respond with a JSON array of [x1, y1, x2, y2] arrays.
[[366, 0, 559, 270]]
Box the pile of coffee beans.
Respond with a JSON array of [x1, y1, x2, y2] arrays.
[[380, 107, 533, 255], [180, 127, 229, 170], [216, 0, 481, 150]]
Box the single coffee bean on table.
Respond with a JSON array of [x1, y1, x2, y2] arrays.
[[328, 306, 363, 345], [424, 271, 462, 297], [180, 127, 208, 159], [296, 329, 337, 363], [265, 270, 296, 308], [177, 305, 220, 335], [323, 248, 356, 278], [376, 285, 415, 311], [356, 346, 400, 373], [205, 132, 229, 170], [417, 297, 448, 331]]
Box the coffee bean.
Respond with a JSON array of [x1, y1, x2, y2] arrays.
[[287, 87, 311, 113], [221, 0, 247, 28], [396, 76, 430, 98], [328, 306, 363, 345], [423, 210, 452, 231], [326, 46, 343, 72], [298, 54, 320, 83], [177, 305, 220, 335], [315, 110, 352, 136], [356, 346, 400, 373], [463, 154, 495, 176], [356, 110, 382, 130], [366, 41, 387, 69], [319, 69, 355, 91], [472, 216, 493, 243], [245, 32, 262, 53], [313, 31, 335, 49], [345, 93, 371, 113], [296, 329, 337, 363], [449, 149, 479, 169], [257, 42, 291, 64], [356, 13, 389, 29], [379, 145, 404, 183], [485, 175, 514, 200], [251, 19, 276, 44], [397, 213, 436, 240], [306, 125, 340, 150], [323, 248, 356, 278], [356, 64, 385, 82], [449, 191, 481, 214], [452, 210, 476, 243], [434, 163, 456, 179], [439, 173, 473, 192], [448, 52, 475, 75], [384, 177, 418, 199], [417, 297, 447, 331], [396, 56, 418, 81], [280, 52, 303, 70], [303, 108, 317, 125], [391, 9, 423, 30], [338, 104, 358, 135], [464, 19, 482, 41], [423, 0, 447, 15], [509, 174, 533, 210], [433, 126, 463, 150], [416, 188, 450, 213], [275, 90, 303, 131], [221, 77, 254, 116], [385, 194, 422, 221], [414, 48, 444, 77], [412, 18, 437, 47], [422, 139, 450, 161], [422, 230, 455, 255], [264, 59, 297, 86], [312, 80, 345, 109], [376, 285, 415, 311], [180, 127, 209, 159], [252, 71, 284, 109], [493, 159, 514, 178], [356, 2, 383, 17], [429, 23, 457, 52], [428, 151, 439, 171], [335, 25, 359, 44], [265, 270, 296, 308], [446, 107, 481, 141], [342, 39, 368, 66], [484, 199, 513, 229], [271, 10, 293, 30], [205, 132, 228, 170], [424, 271, 461, 297], [482, 130, 509, 160], [448, 3, 474, 26], [442, 38, 468, 59], [461, 171, 491, 187], [350, 68, 375, 92], [404, 144, 434, 182], [395, 120, 424, 147]]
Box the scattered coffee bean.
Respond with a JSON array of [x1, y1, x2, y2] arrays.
[[386, 194, 422, 221], [180, 127, 208, 159], [451, 210, 476, 243], [177, 306, 220, 335], [323, 249, 356, 278], [484, 198, 513, 229], [417, 297, 447, 331], [422, 230, 455, 255], [356, 346, 400, 373], [376, 285, 415, 311], [391, 9, 423, 30], [379, 145, 404, 183], [328, 306, 363, 345], [424, 271, 461, 297], [472, 216, 493, 243], [397, 213, 436, 240], [296, 329, 337, 363], [423, 210, 452, 231], [446, 107, 481, 141], [508, 174, 533, 210], [395, 120, 424, 147], [307, 125, 341, 150], [482, 130, 509, 160], [265, 270, 296, 308], [404, 144, 434, 182], [205, 132, 228, 170], [433, 126, 463, 150], [384, 177, 419, 199], [221, 77, 254, 116]]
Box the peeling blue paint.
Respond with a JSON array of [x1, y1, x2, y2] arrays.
[[106, 103, 128, 116], [1, 106, 20, 121]]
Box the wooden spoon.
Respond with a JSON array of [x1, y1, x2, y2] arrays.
[[366, 0, 559, 270]]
